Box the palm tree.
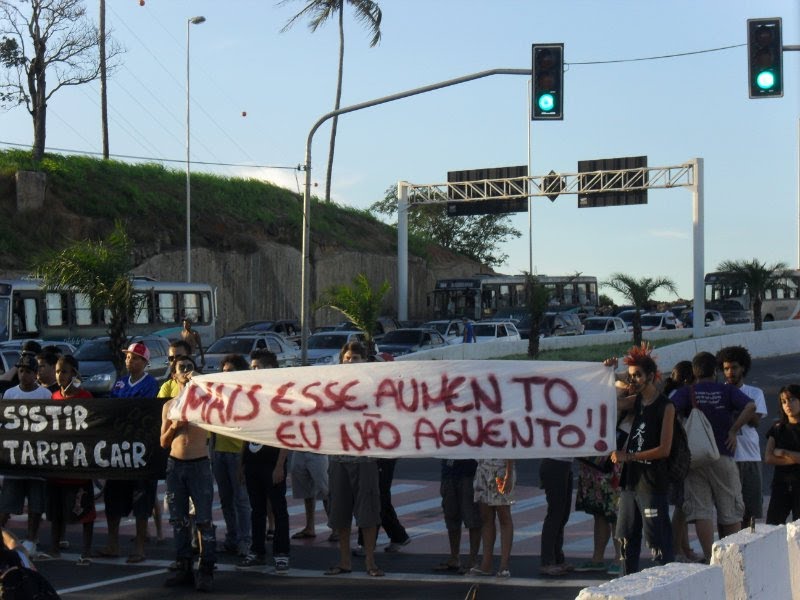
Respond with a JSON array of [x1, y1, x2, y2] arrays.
[[524, 273, 550, 358], [716, 258, 789, 331], [602, 274, 678, 346], [34, 221, 139, 374], [280, 0, 382, 202], [315, 273, 389, 354]]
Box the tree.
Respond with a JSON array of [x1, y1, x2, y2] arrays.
[[280, 0, 382, 203], [34, 221, 139, 374], [0, 0, 120, 161], [602, 273, 678, 347], [524, 273, 549, 358], [716, 258, 789, 331], [370, 184, 522, 267], [315, 273, 389, 353]]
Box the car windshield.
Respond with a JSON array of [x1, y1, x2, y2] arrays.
[[382, 331, 421, 344], [238, 321, 274, 331], [583, 319, 607, 331], [473, 324, 497, 337], [423, 322, 448, 335], [308, 334, 350, 350], [207, 337, 255, 354], [640, 315, 663, 326], [74, 340, 114, 361]]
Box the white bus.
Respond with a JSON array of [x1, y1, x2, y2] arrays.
[[704, 269, 800, 323], [0, 277, 218, 347], [429, 274, 598, 321]]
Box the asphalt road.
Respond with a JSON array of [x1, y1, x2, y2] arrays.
[[23, 353, 800, 599]]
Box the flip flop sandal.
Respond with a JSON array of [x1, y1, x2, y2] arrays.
[[323, 565, 352, 576], [366, 567, 385, 577]]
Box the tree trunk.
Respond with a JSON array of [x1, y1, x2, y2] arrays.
[[32, 94, 46, 162], [753, 297, 763, 331], [632, 310, 643, 347], [99, 0, 109, 159], [325, 8, 345, 203]]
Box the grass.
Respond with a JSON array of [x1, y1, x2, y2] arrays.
[[0, 149, 430, 269]]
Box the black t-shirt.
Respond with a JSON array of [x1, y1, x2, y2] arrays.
[[621, 393, 671, 493], [241, 441, 281, 468], [767, 421, 800, 484]]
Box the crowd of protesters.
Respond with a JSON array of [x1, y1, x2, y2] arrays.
[[1, 337, 799, 593]]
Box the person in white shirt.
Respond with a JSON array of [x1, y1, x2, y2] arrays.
[[717, 346, 767, 529], [0, 354, 53, 557]]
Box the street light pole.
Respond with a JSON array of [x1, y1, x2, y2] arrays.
[[186, 15, 205, 283]]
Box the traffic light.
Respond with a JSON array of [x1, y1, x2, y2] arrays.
[[532, 43, 564, 120], [747, 18, 783, 98]]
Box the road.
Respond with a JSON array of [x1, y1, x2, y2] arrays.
[[12, 353, 800, 599]]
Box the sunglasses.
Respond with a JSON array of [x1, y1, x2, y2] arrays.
[[176, 363, 194, 373], [168, 354, 191, 363]]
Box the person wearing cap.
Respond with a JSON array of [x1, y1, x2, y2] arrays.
[[100, 342, 159, 563], [0, 353, 53, 558]]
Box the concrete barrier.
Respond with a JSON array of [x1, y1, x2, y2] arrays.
[[575, 563, 724, 599], [710, 525, 791, 599], [786, 521, 800, 598]]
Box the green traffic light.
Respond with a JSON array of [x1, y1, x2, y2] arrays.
[[756, 70, 776, 91], [537, 93, 555, 112]]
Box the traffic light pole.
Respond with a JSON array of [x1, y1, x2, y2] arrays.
[[299, 68, 531, 364]]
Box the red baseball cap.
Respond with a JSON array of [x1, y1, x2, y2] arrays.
[[123, 342, 150, 362]]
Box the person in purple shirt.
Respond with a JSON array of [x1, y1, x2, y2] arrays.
[[669, 351, 755, 562], [100, 342, 159, 563]]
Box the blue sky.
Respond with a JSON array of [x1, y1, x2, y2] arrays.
[[1, 0, 798, 304]]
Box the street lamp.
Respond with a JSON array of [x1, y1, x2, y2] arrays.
[[186, 15, 205, 282]]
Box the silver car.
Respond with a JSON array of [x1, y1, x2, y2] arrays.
[[204, 332, 300, 372], [305, 331, 367, 365]]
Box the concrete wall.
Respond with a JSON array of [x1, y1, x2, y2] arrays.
[[134, 243, 485, 337]]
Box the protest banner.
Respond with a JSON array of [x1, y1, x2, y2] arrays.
[[170, 360, 616, 459], [0, 398, 168, 479]]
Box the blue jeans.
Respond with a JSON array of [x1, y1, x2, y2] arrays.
[[212, 450, 252, 550], [166, 456, 216, 567], [615, 489, 674, 574]]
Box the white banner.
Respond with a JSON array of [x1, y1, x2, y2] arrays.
[[169, 360, 616, 459]]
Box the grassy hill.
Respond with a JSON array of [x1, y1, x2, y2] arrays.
[[0, 149, 425, 270]]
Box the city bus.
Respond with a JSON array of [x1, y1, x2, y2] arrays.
[[428, 274, 598, 321], [704, 269, 800, 323], [0, 277, 218, 347]]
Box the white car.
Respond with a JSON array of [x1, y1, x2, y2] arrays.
[[582, 316, 627, 335], [422, 319, 467, 344], [305, 330, 367, 365], [472, 321, 521, 343]]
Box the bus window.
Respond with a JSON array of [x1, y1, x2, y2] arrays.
[[74, 293, 93, 326], [182, 292, 200, 323], [133, 293, 151, 324], [201, 294, 211, 324], [16, 296, 39, 334], [157, 293, 177, 323], [45, 292, 67, 326], [0, 298, 9, 341]]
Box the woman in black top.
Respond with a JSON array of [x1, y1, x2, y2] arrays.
[[765, 385, 800, 524], [610, 344, 675, 575]]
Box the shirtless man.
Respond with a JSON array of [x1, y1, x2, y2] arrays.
[[180, 318, 205, 368], [161, 356, 216, 592]]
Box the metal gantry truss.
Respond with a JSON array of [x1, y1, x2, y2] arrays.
[[405, 162, 695, 205]]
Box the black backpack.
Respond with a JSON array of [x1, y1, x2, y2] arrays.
[[667, 416, 691, 484], [0, 566, 60, 600]]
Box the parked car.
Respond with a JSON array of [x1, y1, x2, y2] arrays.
[[640, 311, 683, 331], [305, 331, 368, 365], [233, 320, 301, 344], [378, 328, 447, 357], [706, 300, 751, 325], [680, 309, 726, 329], [204, 332, 300, 372], [472, 321, 522, 343], [582, 316, 628, 335], [616, 309, 642, 332], [0, 339, 77, 355], [0, 349, 21, 376], [421, 319, 467, 344], [335, 316, 401, 342], [73, 335, 171, 396], [539, 312, 584, 337]]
